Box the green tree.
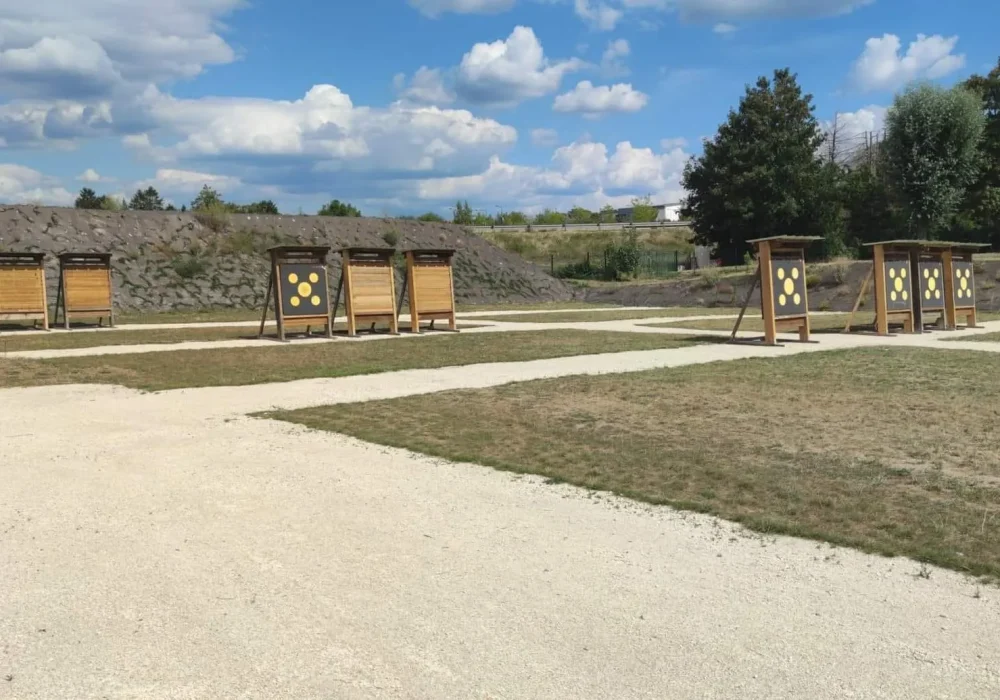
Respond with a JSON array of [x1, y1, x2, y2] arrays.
[[417, 212, 446, 222], [129, 186, 165, 211], [567, 206, 593, 224], [165, 204, 177, 211], [884, 83, 985, 239], [471, 211, 494, 226], [75, 188, 103, 209], [99, 195, 127, 212], [505, 211, 528, 225], [533, 209, 567, 225], [191, 185, 224, 211], [599, 205, 617, 223], [957, 58, 1000, 244], [232, 200, 279, 214], [629, 196, 658, 223], [318, 199, 362, 217], [682, 68, 840, 264], [452, 201, 473, 225]]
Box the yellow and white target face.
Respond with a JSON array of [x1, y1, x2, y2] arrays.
[[883, 260, 912, 311], [918, 262, 945, 310], [953, 262, 976, 307], [280, 265, 328, 317], [771, 259, 806, 317]]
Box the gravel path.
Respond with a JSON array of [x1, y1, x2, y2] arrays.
[[2, 324, 1000, 698]]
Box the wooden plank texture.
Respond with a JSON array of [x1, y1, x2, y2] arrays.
[[65, 269, 112, 310], [0, 268, 45, 313]]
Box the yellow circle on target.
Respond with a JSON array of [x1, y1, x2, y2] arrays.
[[925, 290, 931, 300], [791, 267, 800, 280], [933, 268, 940, 279], [957, 269, 962, 279], [793, 293, 801, 306], [894, 277, 903, 292], [309, 272, 319, 284], [902, 290, 908, 302], [778, 294, 787, 306], [901, 267, 907, 279], [783, 278, 795, 295], [777, 268, 785, 280], [891, 291, 897, 302], [290, 296, 300, 307], [935, 289, 941, 300], [928, 277, 937, 292], [311, 295, 321, 306], [923, 268, 929, 279], [889, 268, 896, 279], [298, 282, 312, 297], [961, 278, 969, 291], [288, 273, 299, 284]]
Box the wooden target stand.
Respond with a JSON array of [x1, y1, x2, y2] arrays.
[[0, 252, 49, 330], [396, 249, 458, 333], [331, 248, 400, 337], [844, 241, 989, 335], [730, 237, 821, 346], [258, 246, 334, 341], [53, 253, 115, 329]]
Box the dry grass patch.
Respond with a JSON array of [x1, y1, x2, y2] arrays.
[[653, 311, 1000, 334], [477, 308, 738, 324], [0, 330, 710, 392], [273, 347, 1000, 580]]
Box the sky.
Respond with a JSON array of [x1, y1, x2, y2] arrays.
[[0, 0, 996, 217]]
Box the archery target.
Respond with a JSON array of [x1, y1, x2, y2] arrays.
[[771, 258, 806, 317], [918, 262, 945, 310], [883, 259, 912, 311], [953, 262, 976, 307], [280, 264, 329, 317]]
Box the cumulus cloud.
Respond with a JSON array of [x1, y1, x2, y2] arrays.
[[456, 26, 584, 106], [553, 81, 648, 116], [76, 168, 112, 182], [850, 33, 965, 92], [600, 39, 630, 77], [821, 105, 887, 162], [393, 67, 455, 105], [531, 128, 560, 147], [574, 0, 623, 30], [136, 168, 241, 194], [0, 163, 74, 205], [407, 0, 515, 16]]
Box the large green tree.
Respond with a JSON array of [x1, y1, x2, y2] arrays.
[[883, 83, 985, 239], [191, 185, 224, 211], [452, 201, 473, 225], [567, 206, 593, 224], [629, 196, 658, 223], [75, 188, 103, 209], [956, 58, 1000, 244], [318, 199, 361, 217], [682, 68, 840, 264], [129, 186, 165, 211]]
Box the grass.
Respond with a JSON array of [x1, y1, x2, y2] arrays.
[[0, 326, 269, 352], [480, 226, 694, 269], [0, 330, 710, 392], [651, 310, 1000, 334], [271, 347, 1000, 581], [476, 308, 740, 323]]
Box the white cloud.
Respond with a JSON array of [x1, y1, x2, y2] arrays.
[[456, 26, 584, 106], [0, 36, 121, 100], [393, 66, 455, 105], [76, 168, 110, 182], [850, 33, 965, 92], [821, 105, 887, 162], [660, 137, 688, 150], [600, 39, 630, 77], [0, 163, 74, 205], [553, 81, 649, 116], [407, 0, 515, 16], [713, 22, 737, 34], [137, 168, 241, 192], [574, 0, 623, 31], [531, 128, 560, 147], [624, 0, 873, 22]]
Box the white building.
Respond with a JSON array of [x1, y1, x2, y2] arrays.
[[614, 202, 684, 223]]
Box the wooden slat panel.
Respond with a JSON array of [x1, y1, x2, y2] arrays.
[[413, 266, 454, 314], [0, 268, 45, 313], [65, 269, 111, 310]]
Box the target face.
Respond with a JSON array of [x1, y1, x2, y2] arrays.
[[883, 259, 912, 311], [953, 262, 976, 307], [771, 258, 806, 317], [917, 262, 945, 310], [280, 264, 329, 317]]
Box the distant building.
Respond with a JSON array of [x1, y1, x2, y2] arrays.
[[614, 202, 683, 223]]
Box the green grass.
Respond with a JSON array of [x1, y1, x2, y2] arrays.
[[650, 310, 1000, 334], [271, 347, 1000, 581], [0, 330, 710, 392], [476, 308, 738, 324], [0, 326, 271, 352]]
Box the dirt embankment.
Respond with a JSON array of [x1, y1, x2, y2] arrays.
[[0, 206, 575, 311], [585, 260, 1000, 312]]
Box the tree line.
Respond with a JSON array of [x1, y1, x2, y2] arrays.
[[682, 59, 1000, 265], [448, 197, 660, 227], [75, 185, 280, 215]]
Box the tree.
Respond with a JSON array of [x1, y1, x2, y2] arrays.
[[452, 201, 473, 225], [682, 68, 840, 264], [165, 204, 177, 211], [75, 188, 103, 209], [191, 185, 224, 211], [129, 186, 164, 211], [471, 211, 494, 226], [567, 206, 593, 224], [317, 199, 361, 217], [533, 209, 567, 225], [884, 83, 985, 238], [505, 211, 528, 225], [957, 58, 1000, 245], [599, 205, 617, 223], [629, 196, 658, 223], [232, 200, 279, 215], [99, 195, 127, 212], [417, 212, 445, 222]]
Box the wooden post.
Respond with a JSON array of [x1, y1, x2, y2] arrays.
[[873, 244, 889, 336], [344, 259, 357, 338], [758, 241, 777, 346], [729, 264, 760, 342], [942, 249, 957, 331], [844, 264, 873, 333]]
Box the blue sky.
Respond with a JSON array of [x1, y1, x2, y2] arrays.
[[0, 0, 996, 216]]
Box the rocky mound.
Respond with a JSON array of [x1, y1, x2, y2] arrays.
[[0, 206, 575, 311]]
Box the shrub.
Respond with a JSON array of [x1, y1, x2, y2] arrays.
[[171, 255, 208, 279], [833, 262, 850, 285], [806, 273, 822, 288], [382, 230, 399, 247], [194, 201, 230, 233], [554, 259, 600, 280], [605, 231, 642, 280]]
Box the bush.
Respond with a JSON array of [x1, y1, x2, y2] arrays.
[[605, 231, 642, 280], [382, 230, 399, 247], [806, 273, 822, 288], [554, 259, 600, 280], [171, 255, 208, 279], [194, 201, 230, 233]]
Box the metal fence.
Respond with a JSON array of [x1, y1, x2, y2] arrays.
[[470, 221, 691, 235], [550, 249, 684, 279]]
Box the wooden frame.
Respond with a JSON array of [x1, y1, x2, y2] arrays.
[[0, 252, 49, 330], [258, 246, 334, 342], [847, 241, 988, 334], [334, 248, 399, 338], [732, 237, 820, 346], [943, 245, 987, 329], [398, 249, 458, 333], [53, 252, 114, 329]]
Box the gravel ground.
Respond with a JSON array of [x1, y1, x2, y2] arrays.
[[2, 328, 1000, 698]]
